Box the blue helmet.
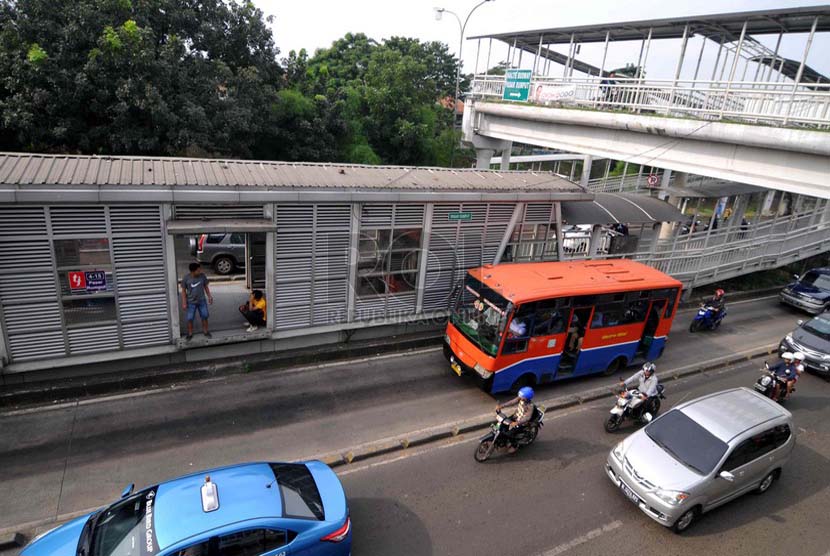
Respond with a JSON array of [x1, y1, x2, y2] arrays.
[[518, 386, 535, 400]]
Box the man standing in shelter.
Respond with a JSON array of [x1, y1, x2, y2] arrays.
[[181, 262, 213, 340]]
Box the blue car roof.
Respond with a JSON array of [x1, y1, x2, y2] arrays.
[[154, 462, 281, 550]]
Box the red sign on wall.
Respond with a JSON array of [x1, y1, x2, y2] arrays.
[[68, 271, 87, 290]]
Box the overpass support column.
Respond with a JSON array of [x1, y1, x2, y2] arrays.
[[500, 143, 513, 171], [475, 148, 496, 170], [587, 224, 604, 258], [579, 155, 593, 187]]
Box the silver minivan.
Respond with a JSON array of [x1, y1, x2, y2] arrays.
[[606, 387, 794, 533]]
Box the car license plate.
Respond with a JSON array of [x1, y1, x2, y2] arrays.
[[620, 482, 639, 505], [451, 361, 462, 376]]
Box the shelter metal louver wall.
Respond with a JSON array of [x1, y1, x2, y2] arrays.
[[49, 206, 120, 355], [274, 205, 351, 330], [354, 204, 424, 320], [422, 203, 517, 313], [110, 206, 170, 348], [0, 206, 66, 362], [174, 205, 264, 220]]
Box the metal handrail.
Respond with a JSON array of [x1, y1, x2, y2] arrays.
[[469, 75, 830, 129]]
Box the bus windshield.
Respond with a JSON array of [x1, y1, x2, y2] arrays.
[[451, 274, 511, 356]]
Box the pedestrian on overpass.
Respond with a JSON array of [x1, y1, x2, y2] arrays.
[[181, 262, 213, 341]]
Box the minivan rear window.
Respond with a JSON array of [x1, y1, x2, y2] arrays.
[[269, 463, 325, 520], [645, 410, 728, 475]]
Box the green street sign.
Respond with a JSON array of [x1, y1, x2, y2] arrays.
[[448, 211, 472, 221], [503, 69, 532, 102]]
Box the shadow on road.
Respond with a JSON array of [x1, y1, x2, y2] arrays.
[[350, 497, 433, 556]]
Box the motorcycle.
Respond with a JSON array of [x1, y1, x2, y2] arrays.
[[754, 363, 795, 403], [689, 304, 726, 333], [604, 384, 665, 432], [474, 407, 545, 462]]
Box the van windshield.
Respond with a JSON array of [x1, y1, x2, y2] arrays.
[[451, 275, 510, 357], [645, 410, 728, 475]]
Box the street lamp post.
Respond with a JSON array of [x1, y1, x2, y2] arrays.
[[434, 0, 494, 131]]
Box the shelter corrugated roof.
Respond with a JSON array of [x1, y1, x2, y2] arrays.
[[0, 153, 584, 193]]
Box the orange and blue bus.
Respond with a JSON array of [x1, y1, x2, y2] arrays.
[[443, 259, 682, 394]]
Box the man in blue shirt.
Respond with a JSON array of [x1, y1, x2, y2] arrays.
[[181, 262, 213, 341]]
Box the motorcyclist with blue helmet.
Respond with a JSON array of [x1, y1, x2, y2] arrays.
[[496, 386, 536, 453]]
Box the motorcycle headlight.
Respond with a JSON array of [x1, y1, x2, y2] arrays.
[[616, 397, 628, 407], [760, 376, 772, 386], [612, 441, 625, 462], [654, 488, 689, 506]]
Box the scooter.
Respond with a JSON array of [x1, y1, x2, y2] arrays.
[[474, 407, 545, 462], [754, 363, 795, 403], [689, 304, 726, 333], [604, 385, 665, 432]]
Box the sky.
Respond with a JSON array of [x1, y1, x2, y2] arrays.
[[260, 0, 829, 79]]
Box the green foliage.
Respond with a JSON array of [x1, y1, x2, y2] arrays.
[[1, 2, 466, 166], [26, 43, 47, 65]]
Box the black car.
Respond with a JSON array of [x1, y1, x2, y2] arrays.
[[779, 312, 830, 377], [779, 267, 830, 314]]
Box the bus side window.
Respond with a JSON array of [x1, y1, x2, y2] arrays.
[[622, 293, 648, 324], [532, 299, 567, 336], [503, 303, 534, 354]]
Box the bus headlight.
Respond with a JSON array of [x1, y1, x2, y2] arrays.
[[473, 363, 492, 379]]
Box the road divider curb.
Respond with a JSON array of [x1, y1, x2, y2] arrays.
[[318, 344, 776, 469]]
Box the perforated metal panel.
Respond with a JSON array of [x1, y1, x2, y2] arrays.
[[274, 205, 351, 330]]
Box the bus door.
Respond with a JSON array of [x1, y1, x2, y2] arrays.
[[637, 297, 668, 359], [557, 305, 593, 376]]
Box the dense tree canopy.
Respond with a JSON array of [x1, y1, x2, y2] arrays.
[[0, 0, 472, 166]]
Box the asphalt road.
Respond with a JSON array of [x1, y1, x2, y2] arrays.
[[340, 360, 830, 556], [0, 295, 819, 554]]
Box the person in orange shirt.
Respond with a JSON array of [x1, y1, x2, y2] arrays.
[[238, 289, 267, 332]]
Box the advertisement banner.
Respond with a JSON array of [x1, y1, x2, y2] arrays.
[[530, 84, 577, 105]]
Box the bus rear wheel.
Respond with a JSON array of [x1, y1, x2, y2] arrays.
[[603, 357, 625, 377]]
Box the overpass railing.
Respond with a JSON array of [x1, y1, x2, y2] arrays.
[[469, 75, 830, 129], [561, 203, 830, 288]]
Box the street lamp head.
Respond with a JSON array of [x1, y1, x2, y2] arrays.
[[433, 7, 445, 20]]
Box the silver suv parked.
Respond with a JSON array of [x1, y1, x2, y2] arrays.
[[189, 233, 246, 275], [606, 387, 794, 533]]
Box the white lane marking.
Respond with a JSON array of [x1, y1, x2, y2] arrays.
[[537, 520, 623, 556], [1, 346, 444, 416]]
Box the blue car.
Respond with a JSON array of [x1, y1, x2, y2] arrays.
[[22, 461, 351, 556], [780, 268, 830, 314]]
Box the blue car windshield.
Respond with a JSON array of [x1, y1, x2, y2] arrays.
[[645, 410, 728, 475], [90, 488, 159, 556], [803, 313, 830, 341], [801, 271, 830, 290]]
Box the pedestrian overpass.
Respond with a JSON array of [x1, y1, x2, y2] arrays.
[[462, 6, 830, 197]]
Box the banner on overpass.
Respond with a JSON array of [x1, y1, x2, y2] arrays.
[[530, 84, 577, 105], [502, 69, 532, 101]]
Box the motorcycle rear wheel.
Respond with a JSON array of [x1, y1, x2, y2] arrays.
[[604, 414, 623, 432], [523, 424, 540, 446], [474, 440, 495, 462]]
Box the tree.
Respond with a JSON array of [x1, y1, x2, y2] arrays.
[[0, 0, 284, 156]]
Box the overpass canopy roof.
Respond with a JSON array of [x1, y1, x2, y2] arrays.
[[561, 193, 684, 224], [0, 152, 588, 198], [469, 5, 830, 45], [749, 56, 830, 88]]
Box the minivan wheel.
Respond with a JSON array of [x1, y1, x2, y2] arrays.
[[755, 471, 776, 494], [213, 256, 235, 275], [672, 508, 698, 534]]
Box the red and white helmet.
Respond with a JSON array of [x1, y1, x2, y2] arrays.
[[714, 288, 725, 298]]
